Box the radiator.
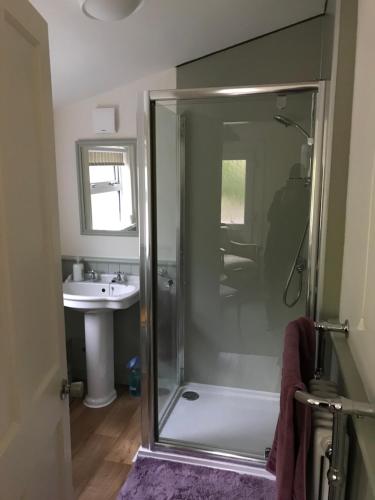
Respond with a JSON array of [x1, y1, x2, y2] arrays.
[[309, 379, 348, 500]]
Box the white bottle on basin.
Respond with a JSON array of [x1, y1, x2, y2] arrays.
[[72, 257, 84, 282]]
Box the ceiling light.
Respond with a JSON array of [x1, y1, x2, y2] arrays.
[[79, 0, 144, 21]]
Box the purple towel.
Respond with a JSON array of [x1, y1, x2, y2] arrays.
[[266, 317, 316, 500]]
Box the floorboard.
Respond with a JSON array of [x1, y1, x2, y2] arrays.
[[70, 387, 141, 500]]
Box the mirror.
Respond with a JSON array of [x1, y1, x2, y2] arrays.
[[76, 139, 137, 236]]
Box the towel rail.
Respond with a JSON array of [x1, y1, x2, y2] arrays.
[[313, 320, 349, 336], [313, 320, 349, 379], [295, 389, 375, 500], [295, 390, 375, 418]]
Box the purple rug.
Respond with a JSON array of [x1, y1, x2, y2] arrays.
[[117, 457, 276, 500]]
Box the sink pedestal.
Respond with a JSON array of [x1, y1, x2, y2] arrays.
[[62, 274, 139, 408], [84, 311, 117, 408]]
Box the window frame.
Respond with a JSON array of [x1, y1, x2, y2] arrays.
[[76, 139, 138, 236]]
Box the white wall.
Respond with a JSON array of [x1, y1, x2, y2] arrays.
[[340, 0, 375, 402], [54, 68, 176, 260]]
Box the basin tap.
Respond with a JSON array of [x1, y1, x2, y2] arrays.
[[112, 271, 127, 283], [87, 269, 97, 281]]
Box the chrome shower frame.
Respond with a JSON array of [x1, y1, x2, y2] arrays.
[[137, 81, 327, 470]]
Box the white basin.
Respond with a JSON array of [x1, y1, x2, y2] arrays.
[[63, 274, 139, 312], [62, 273, 139, 408]]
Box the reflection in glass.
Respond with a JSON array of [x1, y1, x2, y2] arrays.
[[221, 160, 247, 225], [153, 103, 180, 423], [152, 90, 316, 460]]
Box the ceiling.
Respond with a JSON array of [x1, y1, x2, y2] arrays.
[[29, 0, 326, 107]]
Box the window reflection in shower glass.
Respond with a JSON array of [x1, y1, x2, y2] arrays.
[[221, 160, 246, 225]]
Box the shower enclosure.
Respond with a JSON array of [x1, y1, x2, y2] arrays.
[[138, 82, 326, 467]]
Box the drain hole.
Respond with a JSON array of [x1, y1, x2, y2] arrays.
[[182, 391, 199, 401]]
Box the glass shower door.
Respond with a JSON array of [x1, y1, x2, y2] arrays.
[[153, 103, 180, 423], [143, 83, 324, 461]]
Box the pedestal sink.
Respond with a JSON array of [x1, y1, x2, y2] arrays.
[[63, 274, 139, 408]]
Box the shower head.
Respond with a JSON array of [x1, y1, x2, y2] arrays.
[[273, 114, 314, 145]]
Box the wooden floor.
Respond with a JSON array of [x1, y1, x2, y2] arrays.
[[70, 387, 141, 500]]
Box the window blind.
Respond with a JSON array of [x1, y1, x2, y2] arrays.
[[88, 150, 125, 166]]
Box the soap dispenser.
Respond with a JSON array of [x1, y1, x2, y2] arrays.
[[72, 257, 84, 282]]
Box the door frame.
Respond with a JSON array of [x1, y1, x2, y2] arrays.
[[137, 81, 327, 469]]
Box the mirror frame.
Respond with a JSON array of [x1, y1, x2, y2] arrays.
[[76, 138, 138, 236]]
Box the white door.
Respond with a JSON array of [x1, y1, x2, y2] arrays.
[[339, 0, 375, 403], [0, 1, 73, 499]]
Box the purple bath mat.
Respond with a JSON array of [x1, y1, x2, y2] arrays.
[[117, 457, 276, 500]]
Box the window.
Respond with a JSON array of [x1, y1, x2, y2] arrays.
[[221, 159, 247, 225], [76, 139, 137, 236]]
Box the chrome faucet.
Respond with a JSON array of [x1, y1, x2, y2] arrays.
[[112, 271, 127, 283], [87, 269, 97, 281]]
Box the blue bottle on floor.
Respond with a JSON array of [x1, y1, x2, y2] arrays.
[[127, 356, 141, 397]]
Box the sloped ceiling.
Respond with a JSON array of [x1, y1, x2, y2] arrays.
[[30, 0, 325, 107]]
